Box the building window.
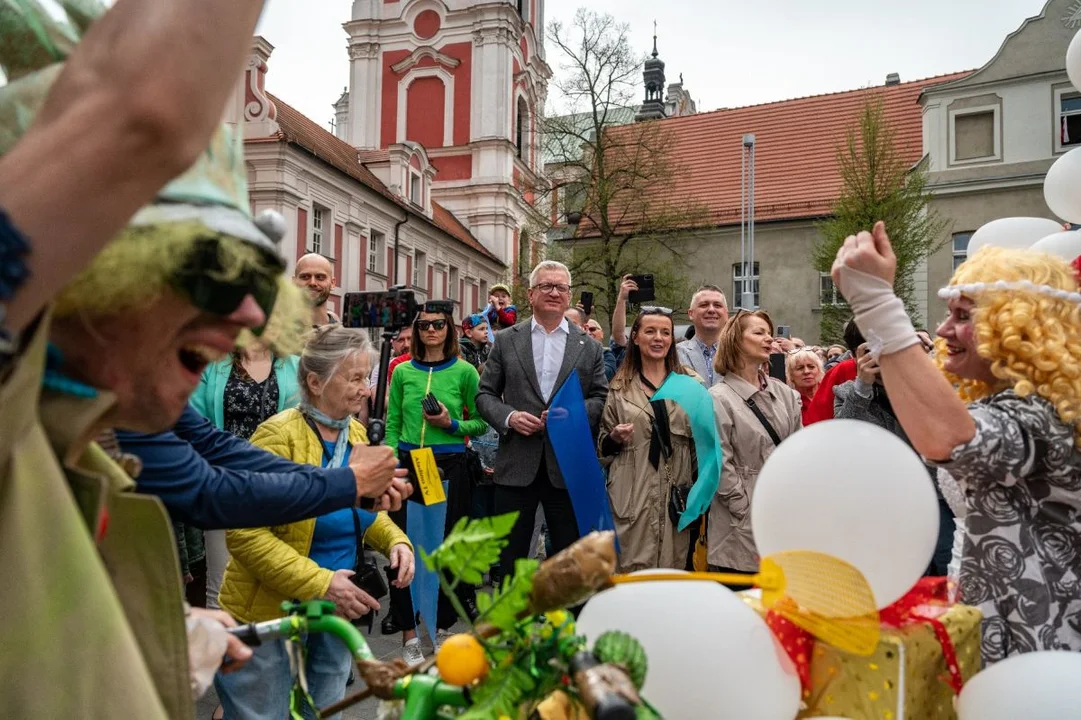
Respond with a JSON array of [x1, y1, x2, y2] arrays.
[[449, 266, 460, 300], [414, 251, 426, 288], [311, 205, 326, 255], [819, 273, 845, 307], [732, 261, 760, 309], [953, 110, 996, 162], [369, 230, 383, 274], [1060, 92, 1081, 150], [516, 97, 528, 162], [409, 172, 422, 206], [953, 232, 972, 271]]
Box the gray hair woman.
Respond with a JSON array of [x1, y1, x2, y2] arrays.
[[217, 325, 415, 718]]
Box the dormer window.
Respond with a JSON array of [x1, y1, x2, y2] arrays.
[[410, 171, 422, 205]]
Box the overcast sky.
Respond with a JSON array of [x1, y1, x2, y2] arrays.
[[255, 0, 1047, 131]]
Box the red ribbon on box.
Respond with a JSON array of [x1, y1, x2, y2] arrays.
[[880, 577, 965, 695]]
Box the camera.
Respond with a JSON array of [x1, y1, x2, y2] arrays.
[[343, 289, 418, 330]]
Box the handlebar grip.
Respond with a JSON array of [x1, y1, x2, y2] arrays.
[[569, 653, 637, 720], [227, 623, 262, 647]]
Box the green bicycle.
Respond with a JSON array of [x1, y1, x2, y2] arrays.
[[228, 599, 641, 720]]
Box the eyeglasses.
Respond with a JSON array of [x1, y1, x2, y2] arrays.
[[639, 305, 673, 316], [416, 319, 448, 331], [531, 283, 571, 295], [172, 238, 281, 321]]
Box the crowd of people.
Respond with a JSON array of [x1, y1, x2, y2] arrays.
[[2, 2, 1080, 718]]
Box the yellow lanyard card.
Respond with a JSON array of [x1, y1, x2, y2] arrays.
[[410, 447, 446, 506]]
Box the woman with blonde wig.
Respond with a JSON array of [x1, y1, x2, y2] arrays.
[[833, 222, 1081, 665]]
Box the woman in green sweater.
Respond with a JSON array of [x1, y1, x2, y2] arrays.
[[385, 304, 488, 663]]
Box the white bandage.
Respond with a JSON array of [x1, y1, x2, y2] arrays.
[[836, 265, 920, 359], [186, 613, 230, 699]]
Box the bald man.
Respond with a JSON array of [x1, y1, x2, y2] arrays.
[[294, 253, 338, 327]]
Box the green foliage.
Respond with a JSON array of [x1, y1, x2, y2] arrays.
[[814, 98, 948, 338], [476, 558, 540, 633], [422, 513, 519, 586], [819, 304, 854, 346], [459, 660, 536, 720]]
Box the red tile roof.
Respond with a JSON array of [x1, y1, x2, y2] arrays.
[[254, 94, 501, 264], [582, 72, 971, 235]]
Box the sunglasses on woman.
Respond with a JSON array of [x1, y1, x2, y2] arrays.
[[416, 319, 448, 331], [171, 238, 281, 322], [639, 305, 673, 316]]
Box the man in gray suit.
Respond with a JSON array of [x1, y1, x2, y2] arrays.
[[476, 260, 609, 574], [676, 284, 730, 387]]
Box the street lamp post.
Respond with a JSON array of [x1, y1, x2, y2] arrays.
[[740, 133, 757, 310]]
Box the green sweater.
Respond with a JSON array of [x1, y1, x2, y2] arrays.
[[385, 357, 488, 454]]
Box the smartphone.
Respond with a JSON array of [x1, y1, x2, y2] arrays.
[[627, 274, 655, 303], [768, 353, 787, 382], [580, 291, 594, 317], [776, 325, 791, 339], [422, 393, 441, 416]]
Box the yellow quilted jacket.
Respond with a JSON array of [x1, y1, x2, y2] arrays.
[[218, 409, 411, 623]]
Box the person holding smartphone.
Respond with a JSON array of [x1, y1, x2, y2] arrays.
[[385, 303, 489, 663], [216, 326, 414, 719]]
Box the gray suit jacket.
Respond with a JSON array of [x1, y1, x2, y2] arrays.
[[676, 338, 723, 388], [476, 320, 609, 489]]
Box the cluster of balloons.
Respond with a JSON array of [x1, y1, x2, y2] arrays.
[[578, 422, 940, 718]]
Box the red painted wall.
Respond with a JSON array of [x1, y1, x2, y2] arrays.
[[333, 224, 343, 284], [471, 284, 479, 313], [406, 76, 446, 148], [386, 247, 394, 281], [380, 42, 472, 148], [405, 255, 413, 288], [414, 10, 440, 39], [427, 266, 433, 293], [296, 208, 308, 262], [433, 154, 472, 180]]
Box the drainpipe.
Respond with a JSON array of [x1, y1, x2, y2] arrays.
[[392, 214, 408, 286]]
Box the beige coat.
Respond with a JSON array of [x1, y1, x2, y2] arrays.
[[708, 373, 802, 571], [599, 375, 696, 572]]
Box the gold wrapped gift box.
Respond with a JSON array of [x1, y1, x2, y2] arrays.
[[746, 596, 982, 720]]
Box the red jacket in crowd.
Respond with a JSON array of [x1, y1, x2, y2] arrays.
[[804, 357, 857, 425]]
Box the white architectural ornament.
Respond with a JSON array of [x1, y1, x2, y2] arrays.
[[396, 66, 455, 146], [390, 46, 461, 74], [348, 42, 380, 61], [245, 57, 275, 122]]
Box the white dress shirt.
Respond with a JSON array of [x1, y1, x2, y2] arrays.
[[532, 316, 570, 402], [504, 317, 571, 431]]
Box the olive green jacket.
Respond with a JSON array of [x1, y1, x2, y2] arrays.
[[0, 314, 190, 718]]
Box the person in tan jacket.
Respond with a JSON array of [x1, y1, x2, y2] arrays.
[[598, 308, 698, 572], [708, 310, 802, 573]]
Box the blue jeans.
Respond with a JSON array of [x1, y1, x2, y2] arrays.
[[215, 631, 353, 720]]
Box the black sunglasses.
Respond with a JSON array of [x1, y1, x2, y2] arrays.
[[416, 319, 448, 331], [171, 238, 281, 325]]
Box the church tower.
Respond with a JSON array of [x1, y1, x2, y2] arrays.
[[339, 0, 550, 270], [635, 27, 667, 123]]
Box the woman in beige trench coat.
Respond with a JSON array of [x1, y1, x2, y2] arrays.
[[708, 310, 802, 573], [598, 308, 698, 572]]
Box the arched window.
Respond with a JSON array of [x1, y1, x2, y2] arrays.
[[516, 96, 528, 161]]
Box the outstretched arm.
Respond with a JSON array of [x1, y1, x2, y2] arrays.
[[0, 0, 268, 336]]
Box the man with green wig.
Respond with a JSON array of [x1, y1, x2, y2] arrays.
[[0, 1, 399, 717]]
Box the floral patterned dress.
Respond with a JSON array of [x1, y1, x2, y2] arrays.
[[936, 390, 1081, 664]]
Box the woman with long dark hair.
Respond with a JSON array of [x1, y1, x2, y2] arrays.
[[598, 307, 698, 571], [384, 303, 488, 663]]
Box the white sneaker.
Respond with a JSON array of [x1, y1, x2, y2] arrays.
[[402, 638, 425, 666], [434, 629, 453, 653]]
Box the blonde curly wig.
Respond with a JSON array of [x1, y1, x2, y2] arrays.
[[938, 246, 1081, 445]]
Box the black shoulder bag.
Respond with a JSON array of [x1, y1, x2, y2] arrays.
[[349, 509, 388, 630], [745, 397, 783, 447]]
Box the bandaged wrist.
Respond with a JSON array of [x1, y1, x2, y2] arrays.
[[838, 266, 919, 359]]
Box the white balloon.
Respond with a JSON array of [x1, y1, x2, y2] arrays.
[[1045, 147, 1081, 224], [577, 575, 801, 719], [967, 217, 1064, 254], [957, 651, 1081, 720], [751, 420, 939, 608], [1069, 29, 1081, 101], [1030, 230, 1081, 262]]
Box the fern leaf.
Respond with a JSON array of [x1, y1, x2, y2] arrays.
[[458, 661, 535, 720], [477, 558, 539, 633], [423, 513, 520, 585]]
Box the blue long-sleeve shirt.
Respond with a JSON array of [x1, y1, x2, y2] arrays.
[[115, 406, 357, 530]]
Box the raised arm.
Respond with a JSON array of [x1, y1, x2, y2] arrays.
[[0, 0, 268, 336], [610, 276, 636, 347]]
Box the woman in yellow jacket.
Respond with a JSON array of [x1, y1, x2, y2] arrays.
[[217, 326, 414, 720]]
